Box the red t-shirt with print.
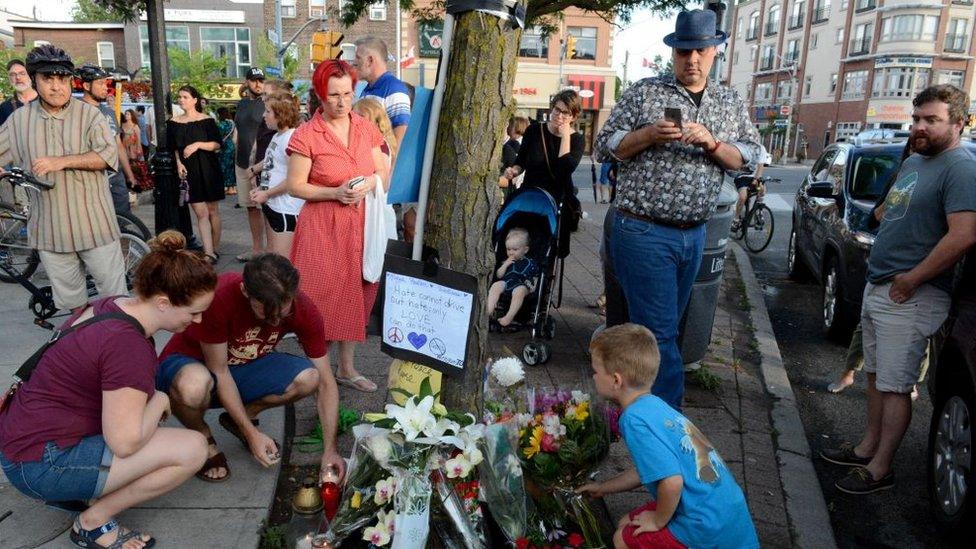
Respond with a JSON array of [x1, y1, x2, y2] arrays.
[[160, 272, 327, 365]]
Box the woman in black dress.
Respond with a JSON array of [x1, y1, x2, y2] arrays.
[[502, 89, 585, 255], [168, 85, 224, 263]]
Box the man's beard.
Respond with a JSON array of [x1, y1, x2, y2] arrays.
[[12, 82, 31, 94], [912, 129, 955, 156]]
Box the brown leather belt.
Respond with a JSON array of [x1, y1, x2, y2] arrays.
[[616, 208, 704, 230]]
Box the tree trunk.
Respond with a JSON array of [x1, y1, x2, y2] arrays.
[[425, 10, 522, 412]]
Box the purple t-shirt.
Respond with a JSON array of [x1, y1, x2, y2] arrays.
[[0, 298, 156, 462]]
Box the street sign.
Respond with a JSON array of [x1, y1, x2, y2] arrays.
[[267, 29, 279, 44], [773, 119, 789, 127], [780, 105, 791, 116], [264, 66, 282, 77]]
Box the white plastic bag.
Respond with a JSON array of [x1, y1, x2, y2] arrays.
[[363, 175, 388, 283]]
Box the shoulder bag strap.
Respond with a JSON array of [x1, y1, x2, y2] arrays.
[[539, 123, 556, 182]]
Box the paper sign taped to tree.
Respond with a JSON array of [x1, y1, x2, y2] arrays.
[[380, 255, 478, 377], [387, 360, 442, 405]]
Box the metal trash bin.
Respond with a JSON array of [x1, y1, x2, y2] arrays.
[[678, 182, 738, 364]]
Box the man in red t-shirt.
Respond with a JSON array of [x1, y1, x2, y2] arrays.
[[157, 254, 344, 482]]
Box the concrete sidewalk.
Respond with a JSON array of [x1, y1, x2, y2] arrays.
[[0, 196, 280, 549]]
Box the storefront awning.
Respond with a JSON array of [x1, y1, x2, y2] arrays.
[[567, 75, 605, 111]]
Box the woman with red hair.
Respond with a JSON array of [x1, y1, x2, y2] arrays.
[[285, 60, 389, 393]]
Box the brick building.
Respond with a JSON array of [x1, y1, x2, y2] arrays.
[[263, 0, 398, 81], [726, 0, 976, 160], [11, 22, 126, 70], [400, 3, 617, 153]]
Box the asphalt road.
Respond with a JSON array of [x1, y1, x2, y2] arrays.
[[748, 166, 955, 548]]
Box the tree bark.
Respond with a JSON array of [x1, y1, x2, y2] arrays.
[[425, 10, 522, 412]]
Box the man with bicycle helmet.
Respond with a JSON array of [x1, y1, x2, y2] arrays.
[[0, 44, 126, 312], [731, 148, 772, 232], [77, 64, 137, 216]]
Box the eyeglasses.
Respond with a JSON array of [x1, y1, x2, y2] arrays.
[[552, 106, 573, 117], [7, 71, 28, 79]]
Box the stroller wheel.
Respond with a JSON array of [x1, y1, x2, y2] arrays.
[[542, 316, 556, 340], [522, 341, 551, 366]]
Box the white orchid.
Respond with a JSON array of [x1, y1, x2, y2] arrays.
[[445, 453, 473, 478], [464, 447, 484, 467], [491, 357, 525, 387], [385, 395, 437, 441], [374, 476, 396, 506], [363, 509, 394, 546]]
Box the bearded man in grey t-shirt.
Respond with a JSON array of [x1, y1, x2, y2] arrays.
[[820, 85, 976, 495]]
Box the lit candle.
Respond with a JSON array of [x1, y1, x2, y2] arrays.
[[295, 533, 312, 549]]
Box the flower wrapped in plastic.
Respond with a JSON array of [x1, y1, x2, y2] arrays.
[[483, 357, 527, 424], [477, 420, 529, 544], [518, 388, 612, 548]]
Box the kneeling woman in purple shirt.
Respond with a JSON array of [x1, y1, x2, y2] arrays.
[[0, 230, 217, 549]]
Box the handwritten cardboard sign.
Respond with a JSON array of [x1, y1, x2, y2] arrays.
[[380, 255, 478, 377], [387, 360, 442, 405]]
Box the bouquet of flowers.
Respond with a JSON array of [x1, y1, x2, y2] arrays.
[[483, 357, 527, 424], [478, 420, 529, 544], [517, 388, 611, 548]]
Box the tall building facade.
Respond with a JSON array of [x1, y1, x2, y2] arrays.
[[726, 0, 976, 160]]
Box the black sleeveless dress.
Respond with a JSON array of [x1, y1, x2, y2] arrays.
[[167, 117, 226, 203]]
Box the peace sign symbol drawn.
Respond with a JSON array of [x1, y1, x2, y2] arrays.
[[387, 327, 403, 343]]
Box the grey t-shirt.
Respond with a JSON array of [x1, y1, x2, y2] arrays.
[[234, 96, 265, 168], [96, 104, 123, 180], [868, 146, 976, 292]]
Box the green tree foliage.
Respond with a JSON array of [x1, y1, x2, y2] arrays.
[[72, 0, 127, 23], [652, 53, 674, 77], [168, 48, 227, 99], [254, 37, 300, 82]]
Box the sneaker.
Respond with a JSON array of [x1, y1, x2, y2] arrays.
[[819, 443, 873, 467], [835, 467, 895, 495]]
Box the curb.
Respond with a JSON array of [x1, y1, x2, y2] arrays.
[[731, 243, 838, 549]]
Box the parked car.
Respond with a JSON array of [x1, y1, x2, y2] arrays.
[[787, 141, 976, 341], [852, 128, 910, 146], [927, 255, 976, 537]]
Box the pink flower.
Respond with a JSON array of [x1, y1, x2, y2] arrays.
[[541, 433, 559, 452]]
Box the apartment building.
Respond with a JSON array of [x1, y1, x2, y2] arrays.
[[12, 22, 125, 70], [726, 0, 976, 159], [400, 3, 617, 153]]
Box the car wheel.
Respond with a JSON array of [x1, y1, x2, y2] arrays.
[[787, 227, 808, 281], [822, 255, 852, 342], [929, 376, 975, 537]]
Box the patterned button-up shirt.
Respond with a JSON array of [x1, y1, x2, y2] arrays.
[[595, 76, 762, 225], [0, 98, 119, 253]]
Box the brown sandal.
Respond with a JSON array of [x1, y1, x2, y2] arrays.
[[196, 436, 230, 483]]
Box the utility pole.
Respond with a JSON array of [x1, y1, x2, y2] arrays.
[[623, 50, 629, 89], [275, 0, 284, 74], [782, 63, 797, 163], [145, 0, 179, 235]]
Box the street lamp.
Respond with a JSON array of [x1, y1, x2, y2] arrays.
[[766, 51, 798, 163]]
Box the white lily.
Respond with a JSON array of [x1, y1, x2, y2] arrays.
[[385, 395, 437, 441]]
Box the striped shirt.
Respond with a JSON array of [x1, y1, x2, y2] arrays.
[[360, 72, 411, 129], [0, 98, 120, 253]]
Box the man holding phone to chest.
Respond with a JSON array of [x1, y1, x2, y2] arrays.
[[595, 10, 762, 411]]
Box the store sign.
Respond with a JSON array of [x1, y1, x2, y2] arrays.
[[140, 9, 246, 23], [866, 103, 911, 122], [513, 87, 538, 96], [874, 56, 932, 69], [754, 105, 781, 120], [418, 21, 444, 58]]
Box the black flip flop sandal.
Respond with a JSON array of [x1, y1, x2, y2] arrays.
[[196, 436, 231, 483]]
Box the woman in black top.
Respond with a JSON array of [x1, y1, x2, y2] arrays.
[[503, 90, 585, 203]]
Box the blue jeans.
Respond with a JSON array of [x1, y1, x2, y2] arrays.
[[0, 435, 113, 502], [610, 213, 705, 410]]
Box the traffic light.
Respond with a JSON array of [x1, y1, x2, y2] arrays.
[[311, 31, 345, 63], [566, 35, 577, 59]]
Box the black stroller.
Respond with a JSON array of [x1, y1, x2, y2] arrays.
[[491, 187, 565, 365]]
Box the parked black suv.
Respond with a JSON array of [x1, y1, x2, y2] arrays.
[[788, 141, 976, 341], [927, 255, 976, 536]]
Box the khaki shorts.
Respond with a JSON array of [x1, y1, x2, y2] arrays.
[[235, 165, 257, 208], [861, 281, 950, 394], [38, 240, 127, 310]]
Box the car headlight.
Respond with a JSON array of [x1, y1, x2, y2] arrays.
[[853, 231, 875, 246]]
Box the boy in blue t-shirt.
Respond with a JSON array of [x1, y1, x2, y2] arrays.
[[579, 324, 759, 548]]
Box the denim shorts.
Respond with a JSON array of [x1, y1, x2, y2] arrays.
[[0, 434, 113, 502], [156, 352, 314, 406]]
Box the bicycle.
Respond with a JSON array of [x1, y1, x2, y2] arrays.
[[0, 167, 150, 329], [731, 175, 781, 253]]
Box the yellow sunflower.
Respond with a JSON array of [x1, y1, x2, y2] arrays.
[[523, 426, 544, 458]]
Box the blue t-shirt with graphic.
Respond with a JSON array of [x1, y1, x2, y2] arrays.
[[620, 394, 759, 549], [868, 147, 976, 292]]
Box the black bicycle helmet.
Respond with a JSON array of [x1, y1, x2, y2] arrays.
[[25, 44, 74, 78], [76, 64, 111, 82]]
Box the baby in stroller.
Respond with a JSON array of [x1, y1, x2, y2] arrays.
[[488, 227, 540, 329]]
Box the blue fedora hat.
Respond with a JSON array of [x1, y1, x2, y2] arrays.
[[663, 10, 728, 49]]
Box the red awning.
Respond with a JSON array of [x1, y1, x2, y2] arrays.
[[567, 75, 606, 110]]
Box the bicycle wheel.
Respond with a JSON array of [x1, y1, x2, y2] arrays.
[[118, 230, 150, 290], [744, 203, 775, 253], [117, 211, 151, 242], [0, 203, 40, 283]]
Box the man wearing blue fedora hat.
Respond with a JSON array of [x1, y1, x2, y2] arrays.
[[595, 9, 762, 411]]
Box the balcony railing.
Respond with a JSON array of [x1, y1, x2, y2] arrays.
[[783, 52, 800, 65], [849, 37, 871, 55], [812, 6, 830, 23], [760, 55, 775, 70], [746, 27, 759, 41], [945, 34, 969, 53], [788, 14, 805, 29], [855, 0, 876, 12], [765, 21, 780, 36]]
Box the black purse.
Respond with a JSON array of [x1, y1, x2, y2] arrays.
[[0, 311, 144, 414]]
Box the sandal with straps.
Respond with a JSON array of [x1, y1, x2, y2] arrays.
[[70, 517, 156, 549], [196, 436, 231, 483]]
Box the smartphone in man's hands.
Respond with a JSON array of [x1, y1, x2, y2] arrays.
[[664, 107, 683, 130]]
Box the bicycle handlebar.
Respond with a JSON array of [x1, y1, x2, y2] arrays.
[[755, 176, 781, 184], [0, 167, 55, 190]]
